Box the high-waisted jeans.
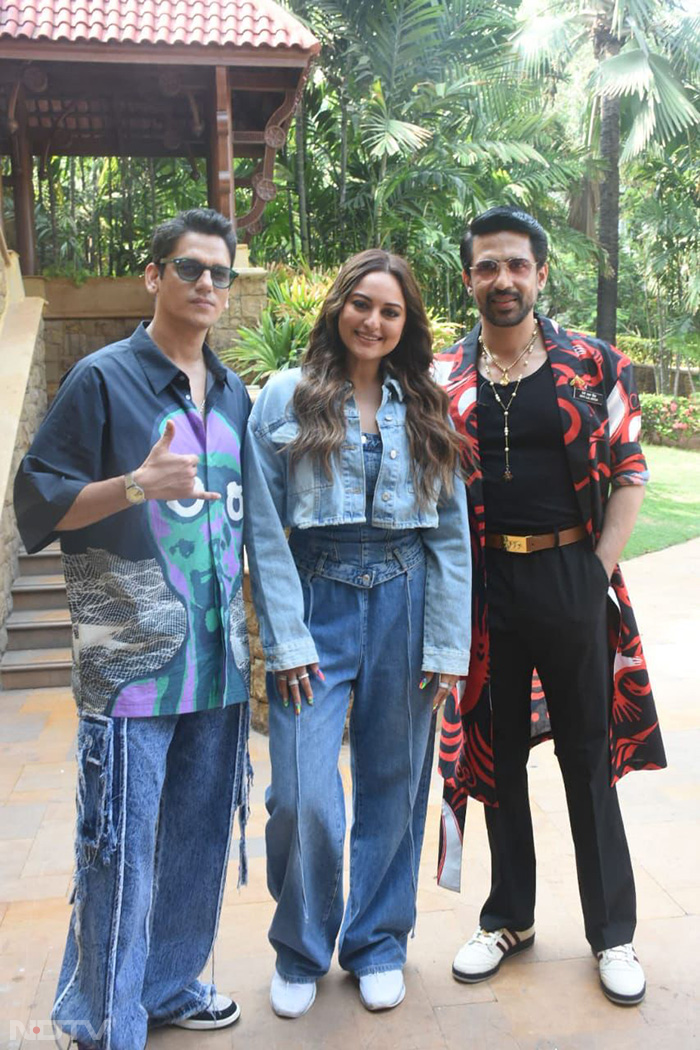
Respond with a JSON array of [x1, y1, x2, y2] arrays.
[[265, 527, 437, 981]]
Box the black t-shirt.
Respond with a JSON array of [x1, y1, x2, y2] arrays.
[[477, 359, 582, 533]]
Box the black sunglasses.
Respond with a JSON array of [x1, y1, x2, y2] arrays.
[[159, 256, 239, 289]]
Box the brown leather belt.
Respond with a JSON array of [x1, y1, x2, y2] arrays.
[[484, 524, 587, 554]]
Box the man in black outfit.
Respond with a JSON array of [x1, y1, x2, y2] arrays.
[[436, 207, 665, 1006]]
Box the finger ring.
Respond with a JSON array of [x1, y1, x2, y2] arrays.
[[298, 672, 310, 680], [438, 680, 451, 689], [288, 677, 299, 686]]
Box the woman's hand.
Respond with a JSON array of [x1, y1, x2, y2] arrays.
[[275, 662, 322, 715], [420, 671, 460, 713]]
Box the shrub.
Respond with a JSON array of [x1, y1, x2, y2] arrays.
[[640, 393, 699, 447], [220, 270, 332, 385], [616, 334, 655, 364]]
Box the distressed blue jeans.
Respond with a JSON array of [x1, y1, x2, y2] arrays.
[[52, 703, 249, 1050], [266, 530, 437, 982]]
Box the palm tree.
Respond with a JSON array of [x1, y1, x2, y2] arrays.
[[281, 0, 590, 317], [513, 0, 700, 342]]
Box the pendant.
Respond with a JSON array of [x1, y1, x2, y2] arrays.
[[500, 374, 510, 386], [503, 469, 513, 481]]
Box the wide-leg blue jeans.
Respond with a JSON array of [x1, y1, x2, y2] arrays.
[[265, 532, 436, 982], [52, 702, 249, 1050]]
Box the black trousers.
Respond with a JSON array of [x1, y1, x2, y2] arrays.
[[481, 540, 636, 951]]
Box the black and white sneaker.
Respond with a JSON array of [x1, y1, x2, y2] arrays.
[[452, 925, 536, 982], [173, 993, 241, 1029], [597, 944, 646, 1005]]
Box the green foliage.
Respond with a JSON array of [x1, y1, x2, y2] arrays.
[[220, 270, 333, 384], [3, 0, 698, 350], [222, 310, 310, 385], [639, 394, 699, 444], [426, 310, 461, 352], [615, 334, 656, 363]]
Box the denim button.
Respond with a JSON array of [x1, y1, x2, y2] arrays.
[[359, 573, 371, 585], [390, 449, 397, 459], [381, 492, 390, 502]]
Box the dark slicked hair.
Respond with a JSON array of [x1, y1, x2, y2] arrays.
[[150, 208, 237, 266], [460, 206, 548, 272]]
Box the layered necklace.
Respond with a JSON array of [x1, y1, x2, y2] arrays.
[[480, 324, 538, 482]]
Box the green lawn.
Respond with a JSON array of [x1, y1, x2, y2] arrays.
[[623, 445, 700, 560]]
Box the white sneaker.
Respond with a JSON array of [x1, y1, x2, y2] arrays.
[[270, 971, 317, 1018], [359, 969, 406, 1011], [597, 944, 646, 1005], [172, 993, 240, 1029], [452, 925, 536, 982]]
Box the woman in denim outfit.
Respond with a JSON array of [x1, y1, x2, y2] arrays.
[[244, 249, 471, 1017]]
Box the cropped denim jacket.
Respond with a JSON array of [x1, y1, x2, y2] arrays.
[[244, 367, 471, 675]]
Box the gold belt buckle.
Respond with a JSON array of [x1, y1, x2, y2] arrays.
[[502, 534, 530, 554]]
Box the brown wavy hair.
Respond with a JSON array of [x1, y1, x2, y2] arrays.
[[289, 249, 462, 507]]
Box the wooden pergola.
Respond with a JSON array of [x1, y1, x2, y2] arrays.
[[0, 0, 320, 273]]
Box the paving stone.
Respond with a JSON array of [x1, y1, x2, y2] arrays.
[[0, 539, 697, 1048]]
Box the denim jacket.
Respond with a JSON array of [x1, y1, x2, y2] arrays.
[[244, 367, 471, 675]]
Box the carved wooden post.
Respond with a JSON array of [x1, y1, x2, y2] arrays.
[[209, 66, 234, 222]]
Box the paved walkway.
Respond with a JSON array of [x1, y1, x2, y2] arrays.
[[1, 540, 698, 1049]]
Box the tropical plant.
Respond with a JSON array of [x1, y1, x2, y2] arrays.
[[513, 0, 700, 342], [265, 0, 591, 323], [220, 270, 333, 383], [222, 310, 310, 385]]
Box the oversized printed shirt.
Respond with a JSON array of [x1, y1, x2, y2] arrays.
[[433, 315, 667, 891], [14, 323, 251, 718]]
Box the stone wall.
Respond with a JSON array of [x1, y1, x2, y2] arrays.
[[0, 322, 47, 653], [44, 316, 144, 399], [633, 363, 697, 398]]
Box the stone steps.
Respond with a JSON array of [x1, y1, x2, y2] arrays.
[[1, 543, 72, 690]]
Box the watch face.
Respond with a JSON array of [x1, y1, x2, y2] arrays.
[[125, 474, 145, 504]]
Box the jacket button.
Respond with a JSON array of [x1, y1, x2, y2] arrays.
[[381, 492, 390, 502], [360, 573, 371, 585], [390, 449, 398, 459]]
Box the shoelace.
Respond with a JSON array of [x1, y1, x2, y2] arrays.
[[600, 944, 636, 964], [471, 927, 504, 947]]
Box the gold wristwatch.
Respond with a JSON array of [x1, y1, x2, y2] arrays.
[[124, 471, 146, 505]]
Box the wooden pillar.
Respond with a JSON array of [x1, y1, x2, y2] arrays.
[[13, 110, 36, 275], [208, 66, 234, 222]]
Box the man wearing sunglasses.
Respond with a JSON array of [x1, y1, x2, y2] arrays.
[[434, 206, 665, 1007], [15, 208, 251, 1049]]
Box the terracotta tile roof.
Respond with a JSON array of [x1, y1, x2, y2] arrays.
[[0, 0, 319, 52]]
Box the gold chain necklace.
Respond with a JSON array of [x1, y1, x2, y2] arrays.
[[480, 334, 537, 482], [480, 325, 538, 386]]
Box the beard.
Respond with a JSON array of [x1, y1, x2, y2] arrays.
[[481, 287, 538, 327]]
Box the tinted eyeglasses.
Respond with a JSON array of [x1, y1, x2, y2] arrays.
[[159, 256, 238, 289], [470, 258, 535, 279]]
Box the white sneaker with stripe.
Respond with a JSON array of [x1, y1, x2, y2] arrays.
[[597, 944, 646, 1005], [452, 925, 536, 982]]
